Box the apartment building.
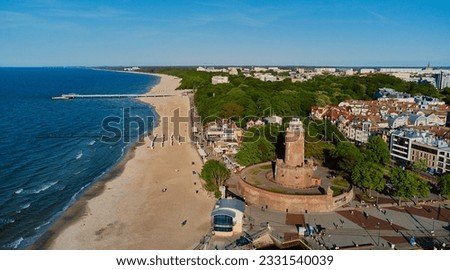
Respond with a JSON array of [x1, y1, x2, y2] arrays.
[[390, 129, 450, 174]]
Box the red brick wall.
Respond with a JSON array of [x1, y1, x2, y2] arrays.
[[274, 161, 320, 189], [238, 177, 333, 213]]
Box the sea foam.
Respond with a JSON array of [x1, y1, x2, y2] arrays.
[[32, 181, 58, 194], [75, 151, 83, 160]]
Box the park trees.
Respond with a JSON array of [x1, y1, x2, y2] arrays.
[[390, 166, 430, 206], [235, 138, 276, 167], [235, 125, 277, 167], [412, 159, 428, 172], [351, 162, 385, 197], [200, 160, 230, 198], [330, 141, 362, 174], [438, 174, 450, 199], [365, 136, 390, 165], [221, 102, 245, 119], [155, 68, 446, 121]]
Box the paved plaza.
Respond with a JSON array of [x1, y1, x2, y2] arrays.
[[224, 172, 449, 250]]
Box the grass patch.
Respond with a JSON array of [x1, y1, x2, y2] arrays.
[[331, 177, 350, 188], [330, 186, 344, 196]]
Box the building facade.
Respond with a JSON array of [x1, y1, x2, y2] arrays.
[[211, 198, 245, 236], [390, 129, 450, 174]]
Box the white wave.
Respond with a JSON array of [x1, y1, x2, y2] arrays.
[[64, 182, 92, 211], [34, 221, 50, 231], [33, 181, 58, 194], [6, 237, 24, 249], [15, 188, 23, 194], [75, 151, 83, 160], [20, 202, 31, 209], [88, 140, 96, 145]]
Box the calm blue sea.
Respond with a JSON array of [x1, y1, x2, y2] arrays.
[[0, 67, 158, 249]]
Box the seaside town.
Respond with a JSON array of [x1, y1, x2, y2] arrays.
[[112, 65, 450, 250], [185, 65, 450, 249], [21, 64, 450, 252], [3, 3, 450, 270]]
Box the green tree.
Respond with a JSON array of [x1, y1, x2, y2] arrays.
[[330, 142, 362, 174], [235, 142, 261, 166], [235, 138, 276, 167], [200, 160, 230, 198], [154, 69, 445, 120], [351, 162, 385, 196], [438, 174, 450, 199], [390, 166, 430, 206], [365, 136, 390, 165], [412, 159, 428, 172], [221, 102, 245, 118]]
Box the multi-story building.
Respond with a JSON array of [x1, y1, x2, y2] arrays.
[[436, 72, 450, 90], [314, 67, 336, 74], [205, 121, 243, 143], [390, 129, 450, 174]]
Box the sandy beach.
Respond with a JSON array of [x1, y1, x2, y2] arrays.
[[34, 73, 215, 249]]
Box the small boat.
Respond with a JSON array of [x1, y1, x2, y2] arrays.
[[51, 96, 70, 100], [51, 94, 75, 100]]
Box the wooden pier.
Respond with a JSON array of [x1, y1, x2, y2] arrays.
[[51, 93, 174, 100]]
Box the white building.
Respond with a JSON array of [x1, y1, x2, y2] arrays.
[[360, 68, 375, 74], [228, 67, 239, 75], [254, 73, 277, 82], [345, 69, 354, 76], [380, 68, 422, 74], [390, 129, 450, 173], [124, 67, 140, 71], [314, 67, 336, 73], [264, 115, 283, 125], [253, 67, 268, 72], [437, 72, 450, 90], [211, 198, 245, 236], [211, 76, 229, 85]]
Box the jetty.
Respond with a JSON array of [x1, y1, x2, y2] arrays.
[[51, 93, 175, 100]]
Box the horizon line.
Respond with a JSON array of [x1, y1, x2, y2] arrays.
[[1, 64, 450, 69]]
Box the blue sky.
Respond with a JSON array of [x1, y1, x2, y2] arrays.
[[1, 0, 449, 67]]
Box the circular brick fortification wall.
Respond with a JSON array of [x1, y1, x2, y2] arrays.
[[238, 163, 353, 213]]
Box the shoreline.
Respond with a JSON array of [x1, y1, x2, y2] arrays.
[[31, 73, 215, 249]]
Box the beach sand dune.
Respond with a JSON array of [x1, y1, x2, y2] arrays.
[[41, 74, 215, 249]]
